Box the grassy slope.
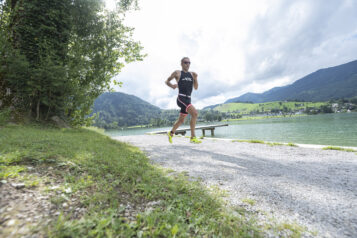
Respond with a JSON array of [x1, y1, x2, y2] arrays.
[[0, 124, 261, 237], [214, 101, 327, 114]]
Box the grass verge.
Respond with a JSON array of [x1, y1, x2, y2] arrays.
[[232, 139, 298, 147], [241, 198, 256, 206], [0, 124, 262, 237], [232, 140, 265, 144], [322, 146, 357, 153]]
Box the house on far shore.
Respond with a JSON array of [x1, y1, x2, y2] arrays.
[[332, 103, 339, 112]]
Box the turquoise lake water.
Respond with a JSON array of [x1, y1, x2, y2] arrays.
[[106, 112, 357, 147]]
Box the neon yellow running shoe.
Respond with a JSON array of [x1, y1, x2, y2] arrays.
[[167, 131, 173, 144], [190, 137, 202, 144]]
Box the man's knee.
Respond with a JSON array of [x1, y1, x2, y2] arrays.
[[191, 110, 198, 118], [178, 117, 185, 123]]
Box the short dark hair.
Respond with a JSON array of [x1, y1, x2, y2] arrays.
[[181, 57, 190, 63]]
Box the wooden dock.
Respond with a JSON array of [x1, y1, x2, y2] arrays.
[[147, 124, 228, 137]]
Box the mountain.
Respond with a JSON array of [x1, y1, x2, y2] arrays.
[[92, 92, 161, 128], [225, 59, 357, 103], [202, 103, 223, 110]]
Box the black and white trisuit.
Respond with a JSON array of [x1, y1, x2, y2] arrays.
[[176, 71, 194, 116]]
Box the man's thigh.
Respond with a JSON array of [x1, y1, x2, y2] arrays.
[[187, 104, 197, 115]]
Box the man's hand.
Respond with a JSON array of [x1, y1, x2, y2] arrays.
[[172, 84, 178, 89]]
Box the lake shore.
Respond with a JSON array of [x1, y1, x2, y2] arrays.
[[115, 134, 357, 238]]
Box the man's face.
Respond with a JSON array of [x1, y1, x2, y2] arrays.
[[181, 59, 191, 71]]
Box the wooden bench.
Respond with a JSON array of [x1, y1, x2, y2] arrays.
[[148, 124, 228, 137]]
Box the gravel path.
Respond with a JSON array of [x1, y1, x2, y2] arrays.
[[115, 135, 357, 238]]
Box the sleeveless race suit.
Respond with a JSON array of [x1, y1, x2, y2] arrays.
[[177, 71, 193, 115]]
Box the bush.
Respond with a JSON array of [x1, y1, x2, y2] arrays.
[[0, 108, 11, 126]]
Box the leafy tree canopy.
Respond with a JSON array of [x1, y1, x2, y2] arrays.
[[0, 0, 144, 126]]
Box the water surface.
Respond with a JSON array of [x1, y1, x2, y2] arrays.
[[106, 113, 357, 147]]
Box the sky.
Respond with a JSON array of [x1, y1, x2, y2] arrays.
[[106, 0, 357, 109]]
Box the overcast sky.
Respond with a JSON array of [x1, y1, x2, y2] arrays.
[[106, 0, 357, 109]]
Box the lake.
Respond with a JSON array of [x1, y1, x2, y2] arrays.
[[106, 112, 357, 147]]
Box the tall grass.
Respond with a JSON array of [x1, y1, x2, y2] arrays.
[[0, 124, 262, 237]]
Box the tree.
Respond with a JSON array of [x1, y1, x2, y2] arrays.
[[350, 97, 357, 104], [0, 0, 144, 125], [320, 105, 333, 113]]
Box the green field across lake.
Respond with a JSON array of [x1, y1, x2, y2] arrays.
[[213, 101, 328, 114]]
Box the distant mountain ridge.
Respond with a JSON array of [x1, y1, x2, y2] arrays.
[[225, 59, 357, 104], [92, 92, 161, 127]]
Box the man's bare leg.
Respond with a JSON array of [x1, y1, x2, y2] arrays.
[[187, 105, 198, 138], [171, 114, 187, 134], [167, 114, 186, 143]]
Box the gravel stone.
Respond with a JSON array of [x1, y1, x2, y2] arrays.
[[11, 183, 25, 189]]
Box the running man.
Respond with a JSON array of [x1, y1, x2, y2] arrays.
[[165, 57, 202, 144]]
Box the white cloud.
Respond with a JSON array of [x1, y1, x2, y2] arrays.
[[109, 0, 357, 109]]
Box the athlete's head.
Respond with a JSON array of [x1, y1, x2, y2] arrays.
[[181, 57, 191, 71]]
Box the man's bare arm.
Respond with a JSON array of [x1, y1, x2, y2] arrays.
[[192, 72, 198, 90], [165, 71, 179, 89]]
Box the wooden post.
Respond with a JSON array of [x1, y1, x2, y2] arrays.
[[202, 129, 205, 137], [211, 128, 214, 136]]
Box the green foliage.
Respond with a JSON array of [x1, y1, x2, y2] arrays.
[[0, 108, 11, 125], [0, 165, 25, 179], [213, 101, 327, 115], [202, 110, 223, 122], [232, 139, 298, 148], [92, 92, 161, 128], [266, 142, 284, 146], [242, 198, 256, 206], [92, 92, 232, 128], [319, 105, 333, 113], [322, 146, 357, 153], [351, 96, 357, 104], [0, 0, 144, 125]]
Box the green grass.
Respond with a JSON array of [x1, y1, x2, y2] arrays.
[[266, 142, 284, 146], [322, 146, 357, 153], [0, 124, 263, 237], [276, 222, 306, 238], [232, 140, 297, 147], [241, 198, 256, 206], [214, 101, 327, 115], [232, 139, 265, 144]]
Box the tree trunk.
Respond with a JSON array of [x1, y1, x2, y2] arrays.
[[36, 99, 40, 121], [45, 90, 51, 120], [45, 106, 51, 120], [28, 101, 32, 117]]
